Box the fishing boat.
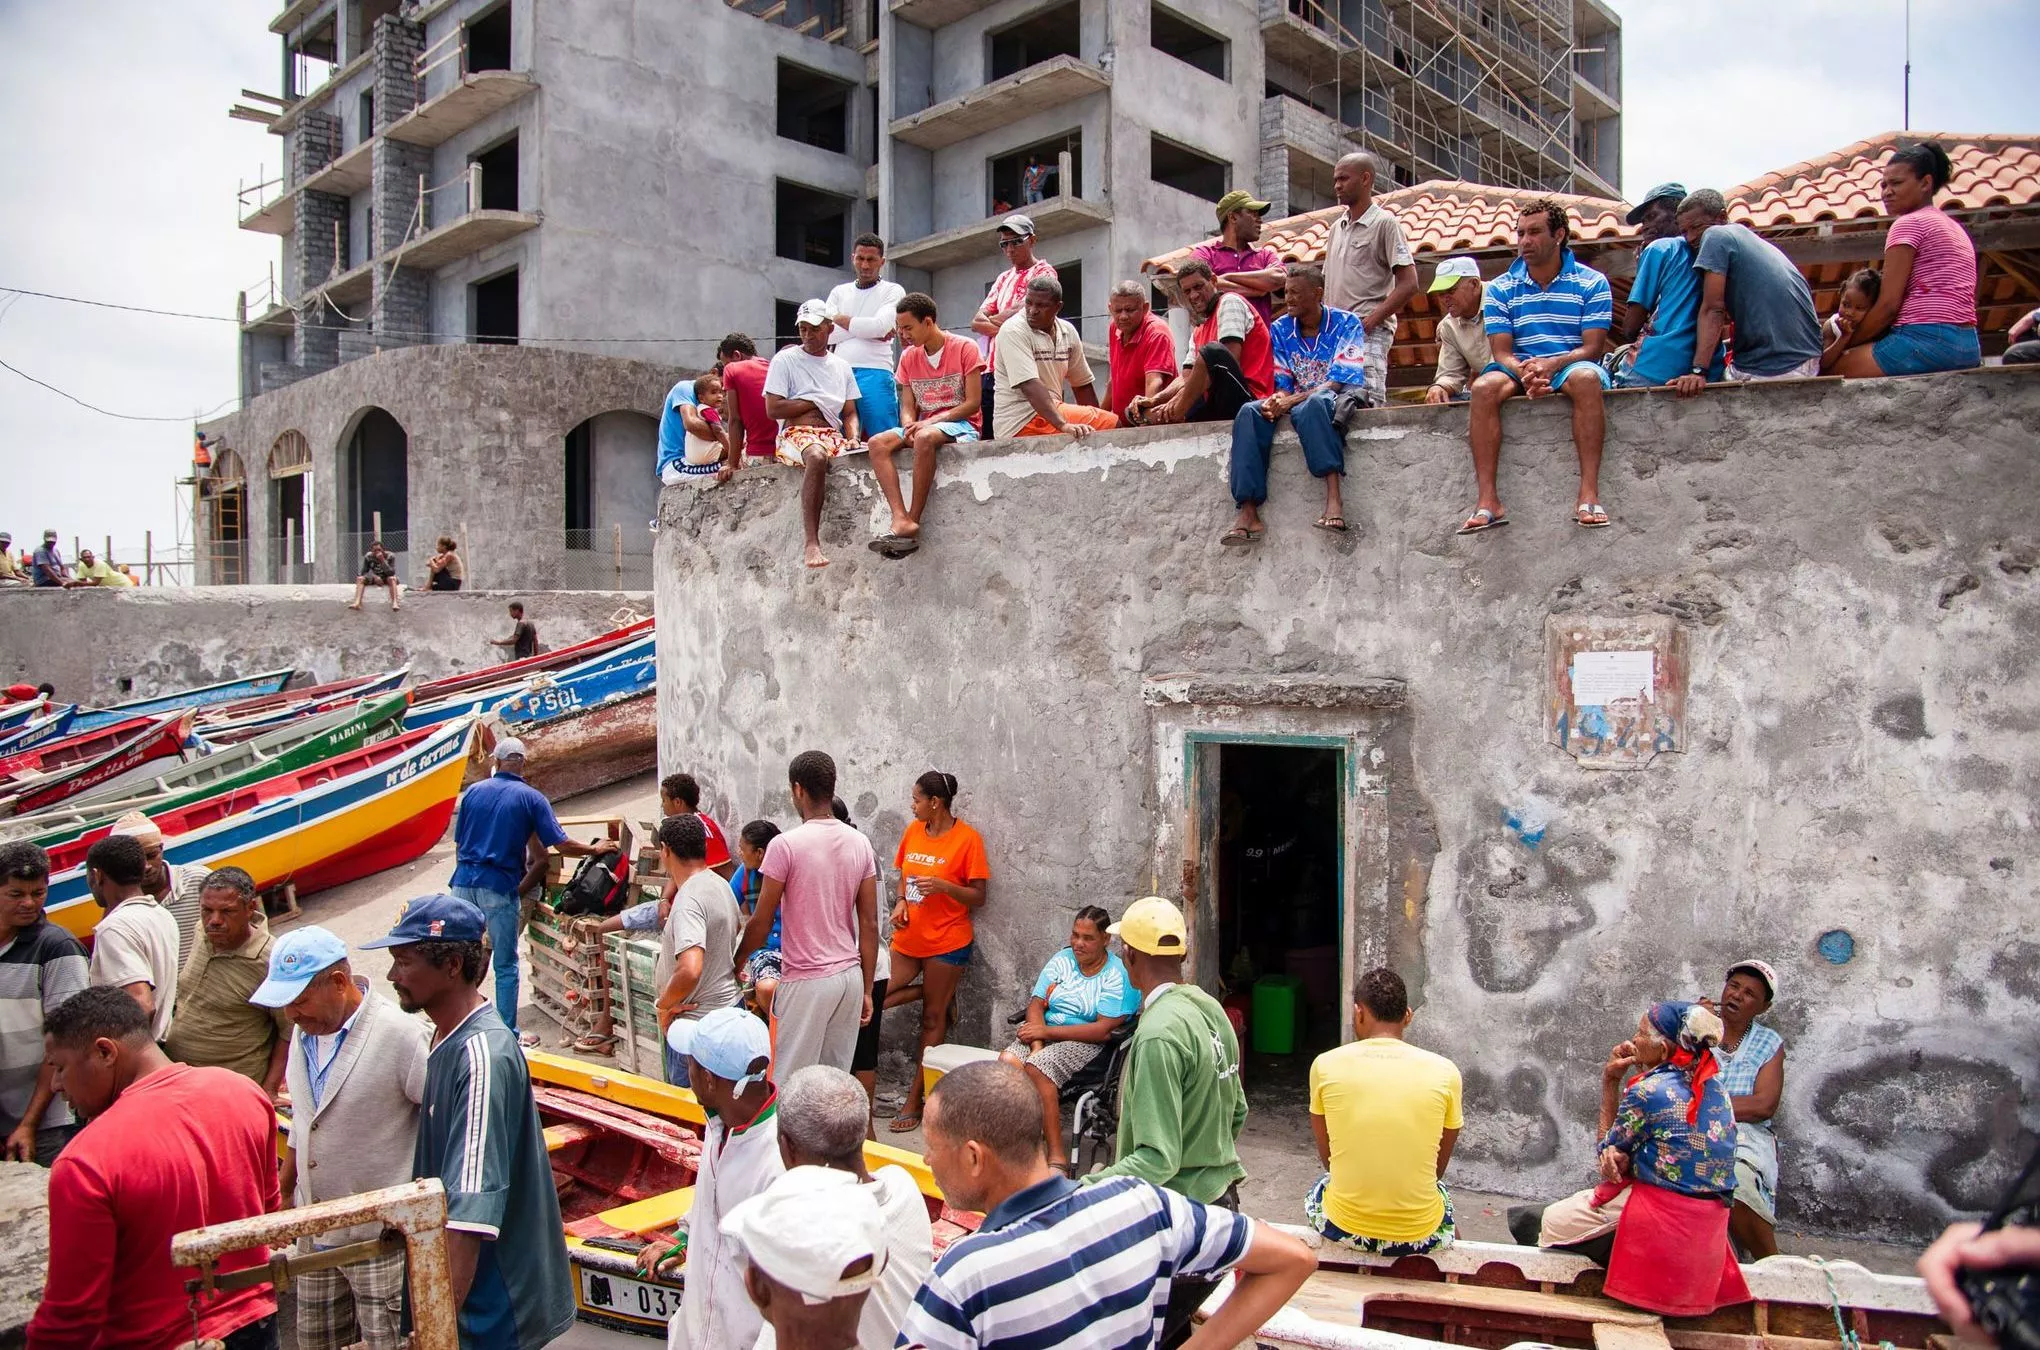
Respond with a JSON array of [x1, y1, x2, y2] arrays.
[[405, 632, 656, 734], [194, 667, 410, 730], [0, 711, 196, 818], [0, 704, 79, 755], [43, 715, 478, 938], [0, 699, 56, 735], [525, 1052, 972, 1338], [193, 669, 411, 743], [6, 690, 412, 850], [1231, 1229, 1943, 1350], [412, 616, 655, 704], [68, 667, 296, 733], [486, 647, 657, 800]]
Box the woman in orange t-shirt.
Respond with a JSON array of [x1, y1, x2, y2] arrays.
[[883, 770, 990, 1132]]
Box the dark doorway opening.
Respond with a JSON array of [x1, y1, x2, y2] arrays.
[[1151, 135, 1230, 202], [465, 3, 512, 73], [473, 133, 519, 211], [472, 268, 518, 344], [1151, 3, 1229, 79], [776, 180, 851, 268], [773, 299, 801, 350], [778, 60, 851, 153], [1215, 743, 1344, 1075], [990, 130, 1081, 212], [563, 419, 592, 542], [988, 1, 1080, 81]]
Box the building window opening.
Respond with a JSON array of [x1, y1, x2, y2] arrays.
[[774, 299, 801, 350], [288, 16, 339, 98], [778, 61, 852, 153], [471, 268, 518, 344], [776, 180, 851, 268], [1051, 257, 1085, 339], [342, 408, 409, 565], [351, 0, 401, 60], [988, 1, 1079, 82], [1151, 135, 1229, 202], [473, 133, 519, 211], [1214, 743, 1345, 1091], [990, 131, 1081, 212], [465, 3, 512, 74], [563, 420, 592, 543], [1151, 4, 1228, 80], [1289, 156, 1336, 213]]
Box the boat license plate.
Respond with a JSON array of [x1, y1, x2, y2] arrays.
[[577, 1267, 681, 1325]]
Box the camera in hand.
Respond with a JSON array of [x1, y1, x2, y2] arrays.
[[1959, 1147, 2040, 1350]]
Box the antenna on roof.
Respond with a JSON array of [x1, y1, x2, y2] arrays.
[[1902, 0, 1912, 130]]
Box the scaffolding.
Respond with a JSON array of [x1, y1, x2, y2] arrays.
[[1269, 0, 1618, 200]]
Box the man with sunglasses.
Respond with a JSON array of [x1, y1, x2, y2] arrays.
[[970, 214, 1058, 436]]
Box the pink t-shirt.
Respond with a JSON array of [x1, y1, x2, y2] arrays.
[[760, 818, 876, 981], [976, 259, 1059, 356], [1887, 206, 1977, 328], [898, 332, 986, 431]]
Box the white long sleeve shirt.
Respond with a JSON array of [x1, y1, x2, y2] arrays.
[[824, 279, 906, 370]]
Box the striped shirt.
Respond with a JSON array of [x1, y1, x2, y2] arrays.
[[897, 1174, 1251, 1350], [1887, 205, 1977, 328], [0, 920, 89, 1134], [1482, 247, 1613, 360]]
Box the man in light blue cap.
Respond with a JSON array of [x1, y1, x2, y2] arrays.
[[250, 926, 429, 1350], [639, 1006, 782, 1350]]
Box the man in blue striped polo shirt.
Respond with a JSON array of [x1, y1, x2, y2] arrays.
[[1460, 198, 1616, 535], [897, 1060, 1313, 1350]]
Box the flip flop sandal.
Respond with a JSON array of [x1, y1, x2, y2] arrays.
[[572, 1033, 619, 1055], [1220, 527, 1259, 547], [1576, 504, 1611, 528], [887, 1113, 922, 1133], [1457, 508, 1509, 534], [1314, 516, 1349, 533]]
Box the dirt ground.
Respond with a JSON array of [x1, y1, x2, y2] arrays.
[[291, 769, 1921, 1347]]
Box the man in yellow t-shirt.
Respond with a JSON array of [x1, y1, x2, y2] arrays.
[[73, 549, 133, 587], [1306, 967, 1463, 1255]]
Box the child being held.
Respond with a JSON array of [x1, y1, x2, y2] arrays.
[[1820, 269, 1881, 374]]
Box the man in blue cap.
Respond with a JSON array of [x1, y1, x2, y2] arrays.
[[1610, 181, 1725, 388], [450, 736, 603, 1046], [250, 926, 429, 1350], [364, 894, 573, 1350], [637, 1006, 781, 1350]]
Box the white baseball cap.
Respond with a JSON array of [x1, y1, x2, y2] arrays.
[[722, 1166, 888, 1304], [795, 298, 831, 328], [1428, 256, 1481, 292], [492, 737, 527, 760]]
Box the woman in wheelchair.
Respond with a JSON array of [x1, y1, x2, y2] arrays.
[[1001, 905, 1140, 1172]]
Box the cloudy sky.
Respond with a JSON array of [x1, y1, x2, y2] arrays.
[[0, 0, 2032, 570]]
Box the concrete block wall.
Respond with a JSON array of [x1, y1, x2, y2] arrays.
[[650, 367, 2040, 1244], [371, 12, 424, 129]]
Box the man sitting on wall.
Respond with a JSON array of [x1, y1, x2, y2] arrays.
[[1672, 189, 1824, 391], [347, 539, 400, 611], [990, 277, 1118, 441], [1126, 259, 1273, 430], [1106, 281, 1179, 423], [1609, 183, 1725, 389], [766, 300, 864, 570], [865, 292, 984, 559], [1423, 257, 1494, 404]]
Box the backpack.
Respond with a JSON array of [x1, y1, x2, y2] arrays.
[[555, 847, 630, 917]]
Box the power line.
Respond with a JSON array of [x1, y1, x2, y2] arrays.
[[0, 287, 241, 324], [0, 357, 238, 424]]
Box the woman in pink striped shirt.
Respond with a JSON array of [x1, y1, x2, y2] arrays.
[[1832, 142, 1981, 378]]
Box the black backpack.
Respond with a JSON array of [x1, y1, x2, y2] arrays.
[[555, 847, 630, 917]]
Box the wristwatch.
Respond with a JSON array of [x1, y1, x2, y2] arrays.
[[1688, 366, 1705, 377]]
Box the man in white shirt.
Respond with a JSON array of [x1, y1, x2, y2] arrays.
[[765, 300, 864, 570], [763, 1066, 930, 1350], [826, 235, 906, 440], [81, 835, 179, 1042]]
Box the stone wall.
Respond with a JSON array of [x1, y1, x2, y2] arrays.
[[0, 586, 649, 709], [652, 367, 2040, 1243]]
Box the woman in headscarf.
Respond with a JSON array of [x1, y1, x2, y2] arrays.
[[1593, 1001, 1751, 1315], [1710, 960, 1784, 1259]]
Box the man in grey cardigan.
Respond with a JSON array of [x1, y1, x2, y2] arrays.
[[251, 926, 429, 1350]]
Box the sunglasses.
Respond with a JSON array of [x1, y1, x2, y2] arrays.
[[998, 237, 1027, 249]]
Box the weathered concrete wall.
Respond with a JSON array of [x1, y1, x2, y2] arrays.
[[0, 586, 649, 709], [197, 345, 681, 589], [653, 367, 2040, 1243]]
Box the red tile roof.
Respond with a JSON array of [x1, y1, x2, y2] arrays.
[[1144, 132, 2040, 277]]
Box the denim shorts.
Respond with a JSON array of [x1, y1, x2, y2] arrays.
[[1480, 360, 1610, 396], [1872, 322, 1981, 376], [933, 421, 980, 442], [931, 940, 975, 967]]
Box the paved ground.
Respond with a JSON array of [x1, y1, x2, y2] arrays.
[[292, 768, 1920, 1347]]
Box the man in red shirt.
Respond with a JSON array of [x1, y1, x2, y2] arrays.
[[31, 985, 280, 1350], [716, 333, 778, 473], [1106, 281, 1178, 422], [1127, 259, 1273, 428]]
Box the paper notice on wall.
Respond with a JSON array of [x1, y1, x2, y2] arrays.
[[1571, 650, 1655, 706]]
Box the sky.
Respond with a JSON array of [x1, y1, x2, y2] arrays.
[[0, 0, 2033, 572]]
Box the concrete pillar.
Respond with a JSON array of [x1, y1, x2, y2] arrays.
[[290, 110, 346, 375], [372, 12, 425, 129], [371, 137, 433, 350]]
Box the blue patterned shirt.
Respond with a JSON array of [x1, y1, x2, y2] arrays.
[[1482, 247, 1613, 359], [1032, 948, 1138, 1027], [1270, 304, 1369, 393], [1601, 1064, 1737, 1199]]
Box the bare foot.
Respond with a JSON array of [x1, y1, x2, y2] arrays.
[[895, 518, 922, 539], [804, 544, 831, 569], [390, 603, 402, 611], [346, 603, 362, 611]]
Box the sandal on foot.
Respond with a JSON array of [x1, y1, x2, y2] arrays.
[[1575, 503, 1611, 528], [887, 1113, 922, 1133], [572, 1033, 619, 1054], [1220, 526, 1259, 547], [1314, 515, 1349, 533], [1457, 508, 1509, 534]]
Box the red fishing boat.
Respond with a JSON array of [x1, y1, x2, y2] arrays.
[[412, 616, 654, 704], [0, 711, 196, 818]]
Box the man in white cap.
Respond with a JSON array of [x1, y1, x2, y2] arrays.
[[724, 1165, 888, 1350], [250, 925, 428, 1350], [971, 214, 1059, 432], [112, 809, 209, 965], [1423, 257, 1494, 404], [449, 736, 603, 1045], [638, 1006, 782, 1350], [764, 300, 864, 569]]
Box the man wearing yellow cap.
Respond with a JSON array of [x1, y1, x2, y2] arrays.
[[1085, 895, 1247, 1347]]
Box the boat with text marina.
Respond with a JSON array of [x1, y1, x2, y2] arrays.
[[43, 715, 478, 938], [68, 667, 296, 733], [0, 710, 197, 818], [194, 669, 411, 743]]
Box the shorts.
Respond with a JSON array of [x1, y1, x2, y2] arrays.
[[852, 977, 888, 1073], [1726, 354, 1821, 381], [743, 946, 783, 983], [1360, 323, 1393, 405], [930, 421, 979, 442], [1481, 359, 1610, 396], [851, 366, 902, 437], [930, 940, 974, 967], [619, 899, 662, 932], [1306, 1174, 1456, 1257], [1870, 322, 1981, 376], [775, 424, 854, 467], [1003, 1036, 1101, 1087]]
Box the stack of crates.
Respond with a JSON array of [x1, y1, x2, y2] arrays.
[[526, 904, 606, 1044], [604, 927, 664, 1077]]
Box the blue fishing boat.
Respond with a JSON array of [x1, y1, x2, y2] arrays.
[[70, 667, 296, 734], [0, 701, 53, 735], [404, 634, 655, 731], [485, 644, 656, 800], [0, 705, 79, 755]]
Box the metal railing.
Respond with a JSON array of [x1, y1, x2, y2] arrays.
[[269, 534, 316, 585], [237, 167, 290, 222]]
